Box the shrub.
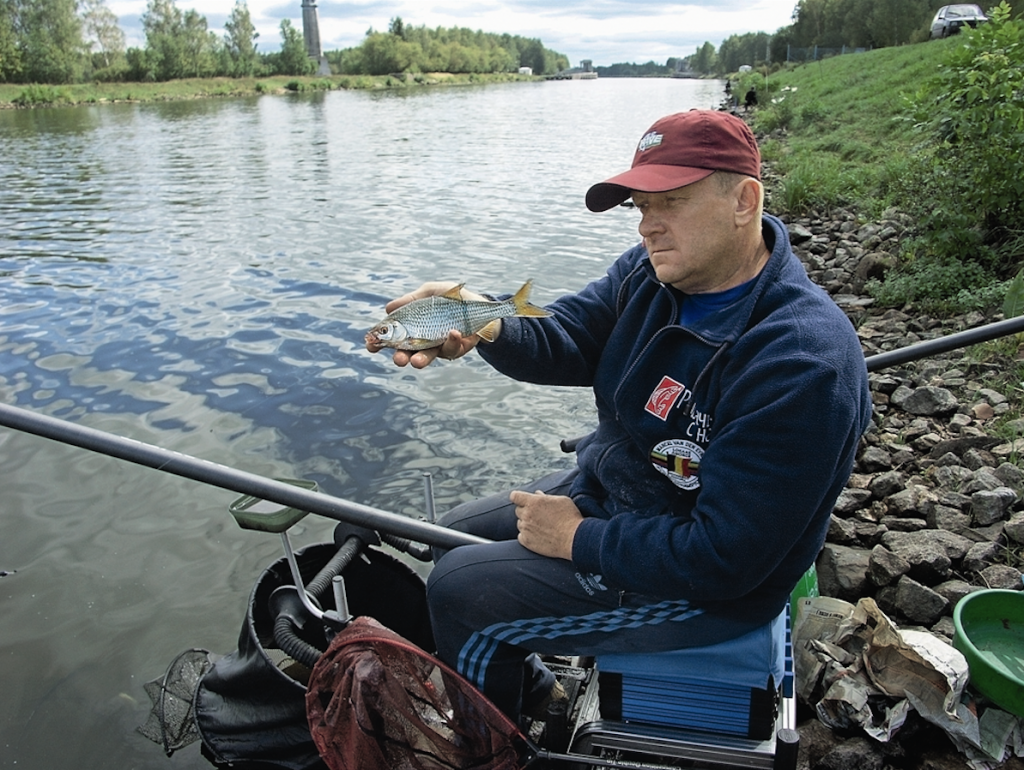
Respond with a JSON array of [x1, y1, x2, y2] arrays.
[[908, 2, 1024, 253], [12, 85, 69, 106]]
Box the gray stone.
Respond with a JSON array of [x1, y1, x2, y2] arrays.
[[787, 223, 813, 243], [885, 486, 930, 518], [833, 488, 872, 516], [869, 470, 903, 499], [868, 544, 910, 587], [933, 579, 977, 607], [890, 385, 914, 409], [970, 487, 1016, 526], [932, 465, 974, 488], [962, 468, 1004, 494], [901, 386, 958, 416], [963, 541, 1002, 573], [975, 387, 1008, 406], [881, 529, 973, 561], [828, 515, 859, 545], [895, 575, 948, 624], [817, 544, 871, 601], [927, 505, 971, 533], [978, 564, 1023, 589], [962, 447, 994, 470], [860, 446, 892, 472], [1005, 512, 1024, 546], [994, 461, 1024, 490]]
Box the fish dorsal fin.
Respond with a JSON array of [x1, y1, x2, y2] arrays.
[[477, 320, 500, 343], [441, 284, 465, 300]]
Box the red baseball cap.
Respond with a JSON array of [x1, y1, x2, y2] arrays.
[[586, 110, 762, 212]]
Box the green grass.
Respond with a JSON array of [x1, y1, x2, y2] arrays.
[[744, 39, 960, 216]]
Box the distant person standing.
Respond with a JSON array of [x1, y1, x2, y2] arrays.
[[744, 87, 758, 112]]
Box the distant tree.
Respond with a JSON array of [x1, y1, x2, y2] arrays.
[[388, 16, 405, 39], [224, 0, 259, 77], [180, 9, 218, 77], [142, 0, 218, 79], [717, 31, 770, 72], [16, 0, 86, 83], [789, 0, 937, 50], [691, 41, 717, 74], [80, 0, 124, 70], [0, 0, 22, 82], [269, 18, 315, 75], [142, 0, 185, 79]]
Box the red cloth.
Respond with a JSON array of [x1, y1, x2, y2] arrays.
[[306, 616, 528, 770]]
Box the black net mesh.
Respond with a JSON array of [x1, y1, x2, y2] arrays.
[[137, 648, 213, 756]]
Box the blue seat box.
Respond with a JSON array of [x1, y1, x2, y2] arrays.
[[596, 608, 790, 740]]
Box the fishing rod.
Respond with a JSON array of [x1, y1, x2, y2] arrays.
[[0, 401, 484, 551], [863, 313, 1024, 372], [2, 314, 1023, 535]]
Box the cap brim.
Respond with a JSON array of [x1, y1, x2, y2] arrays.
[[585, 165, 716, 212]]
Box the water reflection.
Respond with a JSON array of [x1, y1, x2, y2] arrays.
[[0, 77, 724, 769]]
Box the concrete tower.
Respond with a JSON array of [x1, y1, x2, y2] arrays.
[[301, 0, 331, 75]]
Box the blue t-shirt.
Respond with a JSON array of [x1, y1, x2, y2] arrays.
[[680, 277, 756, 326]]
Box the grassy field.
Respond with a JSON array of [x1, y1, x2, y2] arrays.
[[0, 71, 535, 108]]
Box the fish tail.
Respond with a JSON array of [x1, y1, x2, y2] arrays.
[[510, 280, 551, 317]]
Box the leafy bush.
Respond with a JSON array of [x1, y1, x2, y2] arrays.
[[12, 84, 69, 105], [908, 2, 1024, 254], [863, 2, 1024, 311]]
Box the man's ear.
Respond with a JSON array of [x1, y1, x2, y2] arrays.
[[733, 177, 764, 227]]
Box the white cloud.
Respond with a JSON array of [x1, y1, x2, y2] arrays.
[[110, 0, 798, 65]]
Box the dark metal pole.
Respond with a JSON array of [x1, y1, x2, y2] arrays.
[[864, 314, 1024, 372], [0, 402, 484, 551]]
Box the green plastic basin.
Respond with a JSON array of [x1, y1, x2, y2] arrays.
[[952, 589, 1024, 717]]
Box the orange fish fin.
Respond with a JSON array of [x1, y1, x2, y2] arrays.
[[441, 283, 465, 300], [477, 320, 500, 343], [511, 279, 551, 317]]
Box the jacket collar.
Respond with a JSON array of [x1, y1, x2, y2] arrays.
[[639, 214, 792, 345]]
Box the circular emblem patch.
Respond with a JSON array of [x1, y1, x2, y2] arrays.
[[650, 439, 703, 490]]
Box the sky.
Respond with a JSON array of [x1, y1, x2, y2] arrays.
[[107, 0, 799, 67]]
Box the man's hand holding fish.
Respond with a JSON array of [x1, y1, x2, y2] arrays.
[[365, 279, 549, 369]]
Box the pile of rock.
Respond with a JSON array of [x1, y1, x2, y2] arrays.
[[779, 209, 1024, 770], [782, 208, 1023, 629]]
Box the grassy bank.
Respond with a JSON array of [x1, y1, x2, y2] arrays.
[[0, 71, 537, 108], [741, 37, 960, 217]]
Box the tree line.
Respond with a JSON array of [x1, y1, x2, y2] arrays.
[[0, 2, 568, 84], [329, 17, 568, 76], [681, 0, 1008, 75]]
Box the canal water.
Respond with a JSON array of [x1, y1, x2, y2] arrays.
[[0, 77, 724, 768]]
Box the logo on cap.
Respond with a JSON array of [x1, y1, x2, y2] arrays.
[[637, 131, 664, 153]]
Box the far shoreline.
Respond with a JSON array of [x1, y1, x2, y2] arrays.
[[0, 71, 545, 109]]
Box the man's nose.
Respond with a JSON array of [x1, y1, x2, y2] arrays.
[[638, 211, 663, 237]]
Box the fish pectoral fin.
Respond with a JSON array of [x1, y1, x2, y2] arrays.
[[441, 283, 466, 300], [477, 320, 501, 343]]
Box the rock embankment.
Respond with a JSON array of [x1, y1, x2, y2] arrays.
[[780, 207, 1024, 770]]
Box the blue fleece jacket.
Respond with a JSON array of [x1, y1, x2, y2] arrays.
[[479, 214, 873, 624]]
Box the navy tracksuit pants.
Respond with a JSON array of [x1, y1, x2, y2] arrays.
[[426, 469, 762, 719]]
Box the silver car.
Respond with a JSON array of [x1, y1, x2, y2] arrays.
[[930, 4, 989, 38]]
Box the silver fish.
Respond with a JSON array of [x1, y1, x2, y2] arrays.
[[366, 280, 550, 351]]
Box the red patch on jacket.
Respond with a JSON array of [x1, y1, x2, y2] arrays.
[[645, 376, 685, 421]]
